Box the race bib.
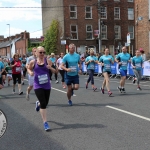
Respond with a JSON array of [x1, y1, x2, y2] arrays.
[[105, 64, 111, 70], [8, 70, 12, 73], [90, 65, 94, 69], [135, 63, 141, 68], [16, 67, 21, 72], [38, 74, 48, 84], [70, 66, 77, 72], [122, 61, 127, 67]]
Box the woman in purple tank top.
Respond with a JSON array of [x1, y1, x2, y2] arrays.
[[28, 46, 56, 131]]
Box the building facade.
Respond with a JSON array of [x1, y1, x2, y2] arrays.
[[42, 0, 135, 55], [135, 0, 150, 55]]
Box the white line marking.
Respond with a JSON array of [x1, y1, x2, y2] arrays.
[[23, 79, 76, 96], [106, 105, 150, 122]]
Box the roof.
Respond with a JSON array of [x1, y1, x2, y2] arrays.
[[0, 37, 21, 48]]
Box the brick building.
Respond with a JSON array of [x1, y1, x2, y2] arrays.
[[0, 31, 29, 58], [42, 0, 135, 55], [135, 0, 150, 55]]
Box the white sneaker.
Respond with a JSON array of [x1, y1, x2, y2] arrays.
[[12, 89, 15, 94], [55, 80, 59, 84]]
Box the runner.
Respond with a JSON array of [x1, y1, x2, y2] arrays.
[[2, 58, 8, 85], [61, 43, 82, 106], [26, 48, 37, 100], [99, 48, 114, 96], [85, 48, 97, 91], [11, 53, 23, 95], [115, 46, 131, 93], [21, 55, 27, 85], [131, 50, 143, 90], [0, 58, 4, 89], [28, 46, 56, 131], [50, 53, 59, 83], [57, 52, 66, 89], [5, 62, 12, 86]]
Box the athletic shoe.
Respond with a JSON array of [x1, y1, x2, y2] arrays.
[[132, 79, 136, 84], [100, 87, 104, 94], [26, 91, 30, 100], [71, 89, 74, 96], [117, 87, 122, 93], [93, 87, 97, 91], [8, 84, 10, 86], [19, 91, 23, 95], [85, 83, 88, 89], [44, 122, 51, 131], [55, 80, 59, 84], [137, 87, 142, 90], [122, 88, 126, 93], [108, 91, 112, 96], [68, 100, 72, 106], [12, 89, 15, 94], [63, 85, 66, 89], [35, 101, 40, 112], [22, 82, 24, 85]]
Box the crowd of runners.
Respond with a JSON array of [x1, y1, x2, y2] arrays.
[[0, 43, 146, 131]]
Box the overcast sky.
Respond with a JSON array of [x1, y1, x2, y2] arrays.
[[0, 0, 42, 38]]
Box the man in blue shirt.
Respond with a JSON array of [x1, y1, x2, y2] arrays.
[[115, 46, 130, 93], [61, 43, 82, 106], [0, 58, 5, 89]]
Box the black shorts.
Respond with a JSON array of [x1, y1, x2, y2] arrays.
[[0, 77, 2, 85], [103, 71, 111, 74], [12, 73, 21, 84], [2, 71, 6, 76]]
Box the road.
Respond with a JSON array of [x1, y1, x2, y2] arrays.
[[0, 75, 150, 150]]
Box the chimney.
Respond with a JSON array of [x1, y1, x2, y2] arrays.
[[0, 35, 4, 40], [15, 34, 20, 38]]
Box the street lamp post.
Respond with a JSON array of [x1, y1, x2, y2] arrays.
[[6, 24, 11, 58]]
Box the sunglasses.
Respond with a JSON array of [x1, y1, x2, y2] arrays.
[[39, 51, 46, 54]]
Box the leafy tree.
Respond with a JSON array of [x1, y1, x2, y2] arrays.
[[44, 20, 60, 54]]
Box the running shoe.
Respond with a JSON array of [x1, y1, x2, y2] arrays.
[[137, 87, 142, 90], [35, 101, 40, 112], [22, 82, 24, 85], [122, 88, 126, 93], [19, 91, 23, 95], [55, 80, 59, 84], [71, 89, 74, 96], [44, 122, 51, 131], [117, 87, 122, 93], [108, 91, 112, 96], [63, 85, 66, 89], [68, 100, 72, 106], [132, 79, 136, 84], [85, 83, 88, 89], [93, 87, 97, 91], [12, 89, 15, 94], [8, 84, 10, 86], [100, 87, 104, 94], [26, 91, 30, 100]]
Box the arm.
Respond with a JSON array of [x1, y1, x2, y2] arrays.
[[47, 59, 57, 73], [28, 60, 35, 76]]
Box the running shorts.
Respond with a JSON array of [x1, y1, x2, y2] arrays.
[[119, 69, 127, 77], [28, 74, 34, 86], [65, 74, 79, 85]]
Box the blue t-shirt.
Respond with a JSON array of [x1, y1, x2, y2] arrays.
[[132, 56, 143, 70], [62, 53, 80, 76], [116, 52, 130, 70], [99, 55, 114, 72], [85, 56, 98, 70], [0, 62, 4, 78], [50, 57, 56, 65]]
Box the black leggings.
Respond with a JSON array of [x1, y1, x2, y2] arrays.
[[12, 73, 21, 84], [87, 69, 94, 84], [59, 70, 65, 82], [34, 88, 51, 109], [50, 65, 57, 80]]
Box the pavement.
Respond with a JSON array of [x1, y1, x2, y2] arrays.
[[0, 75, 150, 150]]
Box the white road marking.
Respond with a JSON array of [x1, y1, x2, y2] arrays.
[[106, 105, 150, 122], [24, 79, 77, 96]]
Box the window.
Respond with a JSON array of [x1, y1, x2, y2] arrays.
[[109, 45, 114, 56], [70, 5, 77, 19], [114, 7, 120, 19], [86, 25, 93, 39], [128, 26, 134, 39], [114, 25, 121, 39], [114, 0, 120, 1], [101, 25, 107, 39], [128, 0, 134, 2], [100, 7, 107, 19], [70, 25, 78, 39], [85, 6, 92, 19], [128, 8, 134, 20]]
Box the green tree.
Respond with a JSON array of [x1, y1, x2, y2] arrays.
[[44, 20, 59, 54]]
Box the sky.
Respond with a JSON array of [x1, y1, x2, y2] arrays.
[[0, 0, 42, 38]]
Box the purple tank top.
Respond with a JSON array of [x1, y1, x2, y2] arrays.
[[33, 58, 51, 90]]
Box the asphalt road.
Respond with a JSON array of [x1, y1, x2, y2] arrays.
[[0, 75, 150, 150]]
